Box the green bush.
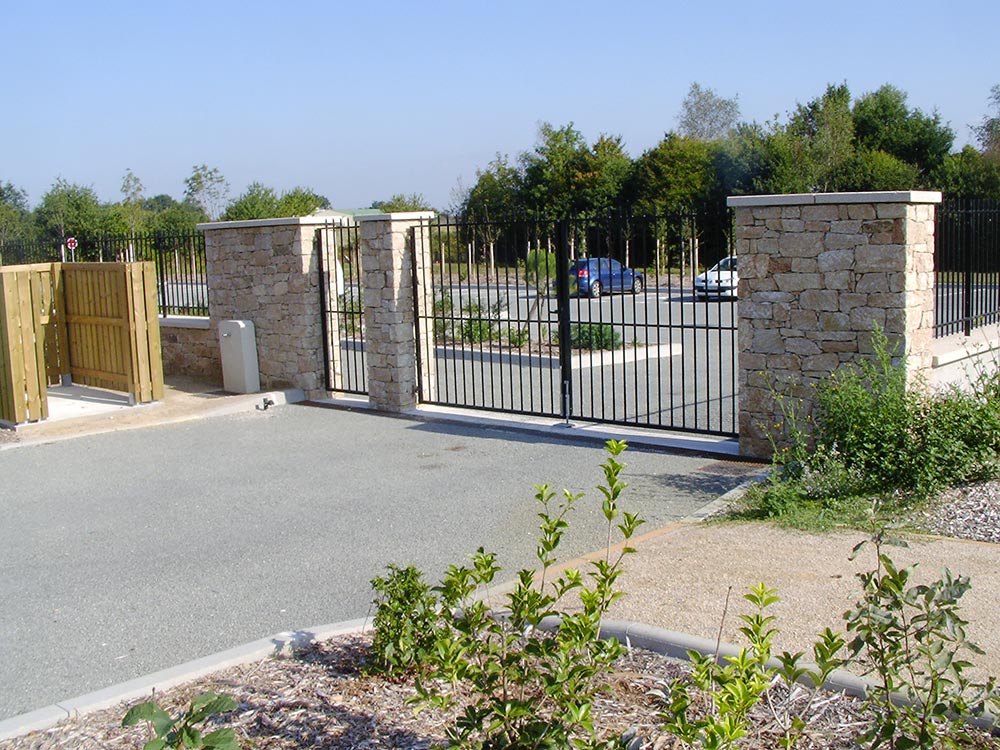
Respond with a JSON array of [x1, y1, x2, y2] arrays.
[[413, 440, 645, 750], [459, 318, 496, 343], [559, 323, 622, 351], [743, 327, 1000, 527], [368, 564, 441, 677]]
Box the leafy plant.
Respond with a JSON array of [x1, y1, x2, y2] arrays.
[[505, 325, 531, 347], [368, 563, 442, 677], [742, 325, 1000, 529], [657, 583, 779, 750], [414, 439, 644, 750], [559, 323, 622, 351], [844, 518, 1000, 749], [122, 692, 239, 750]]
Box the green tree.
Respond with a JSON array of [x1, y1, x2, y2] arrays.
[[852, 84, 953, 179], [972, 84, 1000, 160], [630, 133, 720, 213], [276, 186, 329, 216], [787, 83, 856, 192], [34, 178, 102, 243], [577, 133, 632, 214], [677, 82, 740, 141], [148, 200, 208, 233], [370, 193, 432, 212], [845, 149, 921, 191], [120, 168, 146, 235], [463, 153, 522, 219], [519, 121, 590, 214], [220, 182, 279, 221], [0, 181, 31, 247], [932, 146, 1000, 199], [461, 154, 524, 272], [184, 164, 229, 220]]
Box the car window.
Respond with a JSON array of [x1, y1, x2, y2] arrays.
[[717, 257, 735, 271]]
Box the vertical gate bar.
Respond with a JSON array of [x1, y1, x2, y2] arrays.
[[317, 227, 332, 392], [963, 199, 973, 337], [556, 218, 573, 422]]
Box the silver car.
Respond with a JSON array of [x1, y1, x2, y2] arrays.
[[693, 256, 738, 300]]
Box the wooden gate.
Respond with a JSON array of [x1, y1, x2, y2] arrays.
[[0, 262, 164, 425]]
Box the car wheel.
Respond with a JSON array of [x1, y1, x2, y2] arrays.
[[589, 281, 602, 298], [632, 276, 644, 294]]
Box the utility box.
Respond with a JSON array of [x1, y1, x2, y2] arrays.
[[218, 320, 260, 394]]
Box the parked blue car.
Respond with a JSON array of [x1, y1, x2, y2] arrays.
[[570, 258, 645, 298]]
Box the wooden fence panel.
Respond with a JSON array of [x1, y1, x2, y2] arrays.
[[0, 262, 162, 424], [0, 265, 56, 424]]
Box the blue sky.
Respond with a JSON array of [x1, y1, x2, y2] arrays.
[[5, 0, 997, 212]]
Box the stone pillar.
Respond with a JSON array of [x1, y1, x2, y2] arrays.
[[728, 191, 941, 459], [356, 212, 436, 412], [199, 216, 333, 397]]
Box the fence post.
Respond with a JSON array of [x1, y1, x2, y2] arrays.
[[356, 211, 436, 412], [729, 190, 941, 459]]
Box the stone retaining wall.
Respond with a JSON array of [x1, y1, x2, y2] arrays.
[[160, 318, 221, 382], [729, 191, 941, 458]]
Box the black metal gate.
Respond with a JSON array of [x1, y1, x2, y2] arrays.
[[318, 222, 367, 394], [413, 210, 738, 436]]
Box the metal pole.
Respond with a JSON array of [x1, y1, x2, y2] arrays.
[[555, 219, 573, 424]]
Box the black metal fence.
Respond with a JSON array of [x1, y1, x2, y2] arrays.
[[0, 231, 208, 316], [412, 209, 738, 435], [317, 223, 366, 394], [935, 198, 1000, 337]]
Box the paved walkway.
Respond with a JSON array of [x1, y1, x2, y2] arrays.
[[0, 385, 764, 721]]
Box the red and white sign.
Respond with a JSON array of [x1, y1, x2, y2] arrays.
[[66, 237, 78, 250]]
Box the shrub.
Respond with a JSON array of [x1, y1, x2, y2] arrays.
[[744, 326, 1000, 527], [368, 564, 441, 677], [413, 440, 645, 750], [845, 522, 1000, 749], [559, 323, 622, 351]]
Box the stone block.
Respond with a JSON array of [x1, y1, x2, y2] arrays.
[[778, 232, 824, 256], [774, 273, 822, 292], [799, 290, 839, 311], [816, 248, 855, 272], [819, 312, 850, 331], [849, 306, 888, 331], [791, 258, 819, 273], [856, 246, 907, 273], [801, 205, 840, 221], [847, 204, 877, 220], [875, 203, 908, 219], [823, 271, 853, 290], [751, 329, 787, 354], [785, 338, 822, 355]]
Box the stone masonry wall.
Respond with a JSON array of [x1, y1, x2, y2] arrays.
[[201, 218, 329, 396], [730, 191, 940, 459], [160, 321, 221, 382]]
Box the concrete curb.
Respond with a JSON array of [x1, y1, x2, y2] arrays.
[[309, 396, 742, 458], [1, 389, 305, 451]]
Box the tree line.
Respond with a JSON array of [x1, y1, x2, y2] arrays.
[[0, 165, 332, 248], [458, 82, 1000, 221], [2, 81, 998, 250]]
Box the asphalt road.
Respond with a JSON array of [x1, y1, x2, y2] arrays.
[[0, 404, 762, 721]]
